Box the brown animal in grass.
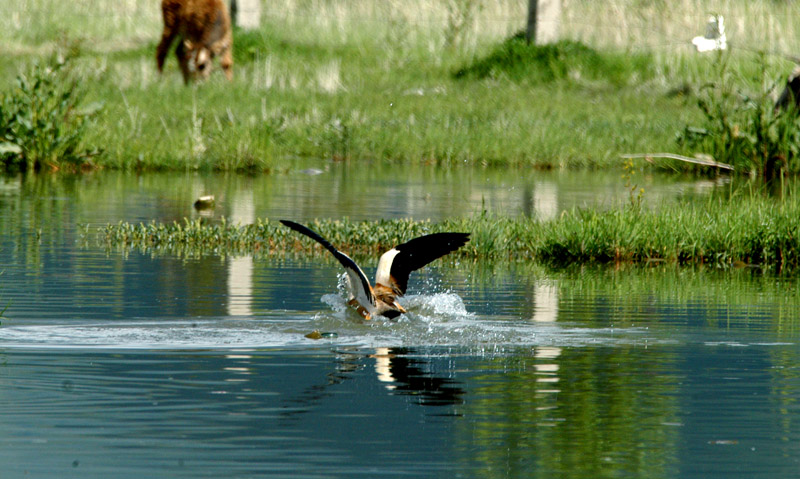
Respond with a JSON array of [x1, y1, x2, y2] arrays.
[[156, 0, 233, 83]]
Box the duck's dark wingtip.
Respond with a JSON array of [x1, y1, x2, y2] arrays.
[[441, 232, 471, 248]]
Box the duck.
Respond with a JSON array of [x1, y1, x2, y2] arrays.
[[280, 220, 469, 320]]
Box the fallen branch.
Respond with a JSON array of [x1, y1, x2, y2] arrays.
[[621, 152, 735, 171]]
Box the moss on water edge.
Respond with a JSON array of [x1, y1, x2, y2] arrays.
[[97, 199, 800, 272]]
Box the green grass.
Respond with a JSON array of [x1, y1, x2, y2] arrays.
[[97, 192, 800, 272], [677, 55, 800, 179], [6, 1, 800, 173], [73, 36, 692, 171], [1, 57, 102, 172], [454, 36, 655, 87]]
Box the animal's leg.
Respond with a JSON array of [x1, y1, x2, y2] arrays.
[[348, 299, 372, 320], [156, 28, 178, 74], [176, 41, 192, 84], [156, 1, 179, 73], [356, 306, 372, 321], [220, 46, 233, 81], [156, 33, 176, 73]]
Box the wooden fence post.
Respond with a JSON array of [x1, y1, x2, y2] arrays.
[[526, 0, 561, 45], [526, 0, 537, 43], [230, 0, 261, 30]]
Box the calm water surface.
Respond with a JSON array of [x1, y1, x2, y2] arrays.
[[2, 168, 799, 478]]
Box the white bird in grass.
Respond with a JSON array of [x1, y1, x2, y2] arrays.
[[280, 220, 470, 320], [692, 15, 726, 52]]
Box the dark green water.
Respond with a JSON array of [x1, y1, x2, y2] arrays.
[[2, 169, 800, 478]]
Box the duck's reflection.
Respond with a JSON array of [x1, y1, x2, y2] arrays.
[[372, 347, 465, 406], [275, 347, 465, 420], [274, 351, 362, 420]]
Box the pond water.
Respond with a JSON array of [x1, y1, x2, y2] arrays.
[[2, 167, 800, 478]]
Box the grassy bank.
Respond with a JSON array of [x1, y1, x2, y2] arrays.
[[3, 1, 800, 172], [98, 194, 800, 272]]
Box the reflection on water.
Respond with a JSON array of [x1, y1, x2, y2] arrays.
[[531, 180, 559, 221], [227, 184, 256, 316], [227, 256, 254, 316], [372, 347, 466, 406], [3, 168, 800, 477], [3, 341, 800, 478], [0, 348, 464, 478], [456, 344, 684, 478], [0, 165, 720, 229], [533, 281, 559, 323]]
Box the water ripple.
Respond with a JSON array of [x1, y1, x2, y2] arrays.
[[0, 293, 664, 351]]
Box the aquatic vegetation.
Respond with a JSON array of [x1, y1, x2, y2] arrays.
[[98, 197, 800, 272], [537, 200, 800, 270]]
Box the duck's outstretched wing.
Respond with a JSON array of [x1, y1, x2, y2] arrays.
[[375, 232, 470, 296], [280, 220, 376, 307]]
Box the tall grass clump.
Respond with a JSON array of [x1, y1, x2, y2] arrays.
[[535, 198, 800, 271], [678, 56, 800, 180], [1, 57, 102, 172], [454, 35, 653, 86]]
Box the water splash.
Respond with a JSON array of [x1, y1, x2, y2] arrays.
[[303, 291, 661, 351], [321, 291, 472, 321], [402, 292, 473, 318]]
